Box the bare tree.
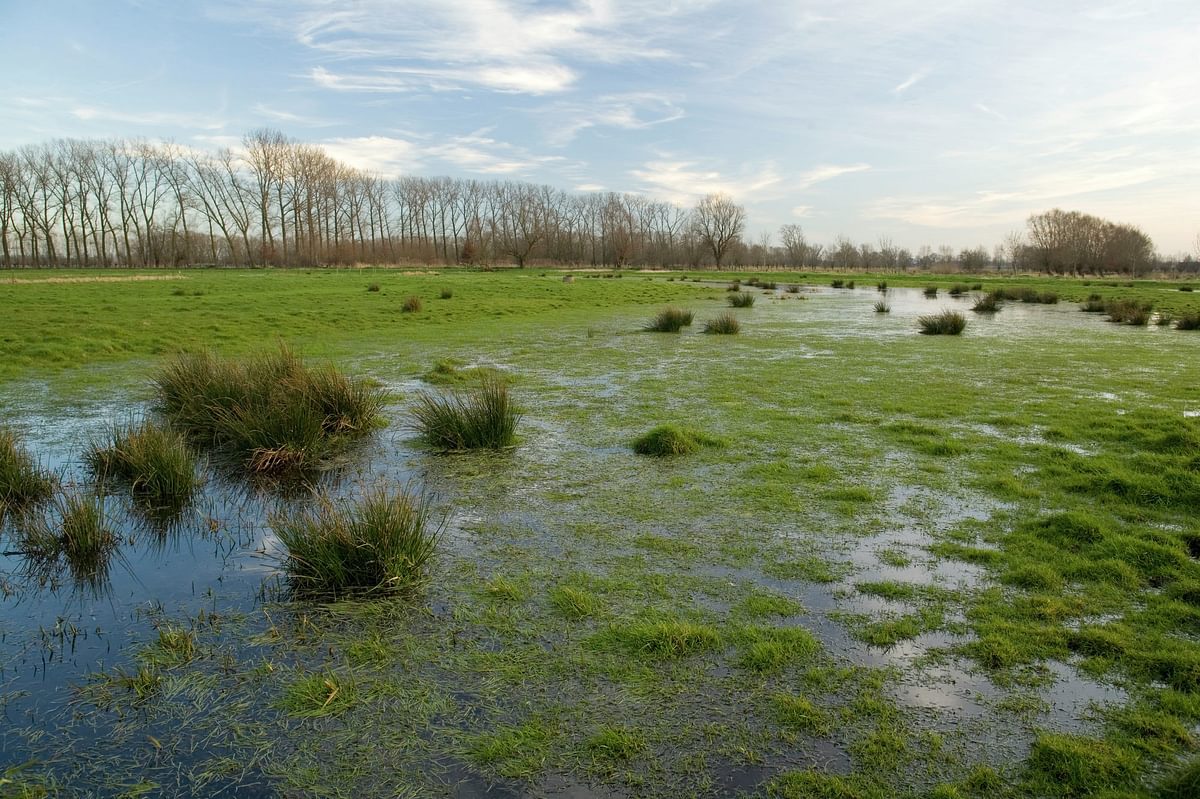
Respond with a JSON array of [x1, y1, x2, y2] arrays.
[[692, 193, 745, 268]]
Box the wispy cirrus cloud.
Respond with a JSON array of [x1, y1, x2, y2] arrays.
[[630, 158, 781, 205], [795, 163, 871, 190]]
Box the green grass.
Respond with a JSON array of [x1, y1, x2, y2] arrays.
[[549, 584, 602, 619], [585, 725, 646, 763], [1024, 732, 1139, 796], [411, 375, 520, 450], [917, 310, 967, 335], [728, 291, 756, 308], [702, 312, 741, 334], [643, 306, 695, 331], [590, 619, 721, 660], [735, 625, 821, 671], [84, 419, 200, 510], [276, 670, 357, 717], [272, 484, 440, 594], [772, 694, 831, 735], [153, 345, 384, 474], [631, 424, 723, 456], [17, 489, 118, 587], [0, 427, 55, 510]]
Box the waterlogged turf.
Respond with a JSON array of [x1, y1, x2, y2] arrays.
[[1, 268, 1199, 797]]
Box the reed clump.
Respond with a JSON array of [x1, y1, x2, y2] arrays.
[[411, 376, 520, 450]]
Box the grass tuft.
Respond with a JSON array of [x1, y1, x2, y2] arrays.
[[277, 670, 357, 717], [727, 292, 756, 308], [971, 292, 1001, 313], [0, 428, 56, 510], [917, 310, 967, 335], [1106, 299, 1153, 325], [154, 345, 384, 474], [411, 376, 520, 450], [644, 306, 695, 331], [872, 301, 890, 313], [703, 312, 740, 334], [1175, 311, 1200, 330], [439, 287, 453, 299], [592, 620, 721, 660], [272, 484, 440, 594], [84, 419, 200, 510], [401, 295, 422, 312], [631, 424, 723, 456], [366, 283, 380, 292], [924, 286, 939, 298]]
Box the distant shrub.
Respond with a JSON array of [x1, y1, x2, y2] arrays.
[[873, 301, 890, 313], [412, 376, 520, 450], [727, 292, 756, 308], [917, 310, 967, 335], [1179, 286, 1194, 292], [703, 313, 740, 334], [632, 425, 723, 456], [644, 307, 695, 331], [273, 484, 440, 593], [972, 292, 1001, 313], [402, 295, 422, 313]]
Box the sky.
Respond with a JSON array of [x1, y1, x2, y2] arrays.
[[1, 0, 1198, 254]]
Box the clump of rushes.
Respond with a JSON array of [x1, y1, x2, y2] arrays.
[[632, 424, 722, 456], [1106, 299, 1153, 325], [153, 345, 385, 475], [19, 490, 119, 588], [1175, 311, 1200, 330], [703, 313, 740, 334], [0, 428, 56, 510], [917, 310, 967, 335], [1156, 311, 1176, 327], [948, 284, 969, 296], [412, 376, 520, 450], [439, 288, 453, 299], [644, 307, 695, 331], [726, 280, 741, 291], [1080, 294, 1107, 312], [84, 419, 200, 510], [972, 292, 1001, 313], [273, 484, 441, 594], [876, 282, 888, 292], [924, 286, 938, 297], [727, 292, 755, 308], [402, 295, 422, 313], [786, 284, 801, 293], [1180, 286, 1195, 292], [830, 279, 845, 288], [873, 301, 890, 313], [367, 283, 380, 293]]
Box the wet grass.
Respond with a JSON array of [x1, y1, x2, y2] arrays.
[[273, 484, 440, 594], [728, 292, 756, 308], [17, 489, 119, 587], [644, 306, 695, 331], [917, 310, 967, 335], [631, 424, 724, 456], [872, 301, 890, 313], [153, 345, 384, 474], [1176, 311, 1200, 330], [971, 292, 1001, 313], [411, 375, 520, 450], [7, 269, 1200, 797]]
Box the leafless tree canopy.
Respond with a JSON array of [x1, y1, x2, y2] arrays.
[[0, 131, 1182, 274]]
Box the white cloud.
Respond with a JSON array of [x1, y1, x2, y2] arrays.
[[795, 164, 871, 191], [791, 205, 813, 218], [630, 159, 781, 205], [892, 67, 930, 95], [70, 105, 226, 131]]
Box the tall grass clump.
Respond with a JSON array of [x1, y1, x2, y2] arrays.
[[703, 313, 740, 334], [153, 346, 385, 474], [727, 292, 755, 308], [412, 376, 520, 450], [917, 310, 967, 335], [948, 284, 969, 296], [632, 425, 722, 456], [273, 485, 440, 594], [876, 282, 888, 292], [1175, 311, 1200, 330], [726, 280, 741, 291], [873, 301, 890, 313], [830, 279, 845, 289], [923, 286, 938, 298], [0, 428, 55, 510], [1106, 299, 1153, 326], [366, 283, 380, 293], [644, 307, 695, 332], [972, 292, 1001, 313], [19, 490, 119, 588], [402, 295, 422, 313], [84, 419, 200, 509], [1080, 294, 1107, 312], [439, 288, 453, 299]]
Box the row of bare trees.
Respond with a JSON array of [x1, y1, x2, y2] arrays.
[[0, 129, 1176, 274], [0, 131, 746, 270]]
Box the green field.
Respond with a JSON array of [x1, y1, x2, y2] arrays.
[[2, 268, 1199, 798]]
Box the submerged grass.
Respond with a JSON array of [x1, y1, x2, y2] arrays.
[[153, 345, 384, 474], [411, 375, 520, 450], [272, 484, 440, 594]]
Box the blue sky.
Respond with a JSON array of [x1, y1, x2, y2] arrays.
[[2, 0, 1197, 253]]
